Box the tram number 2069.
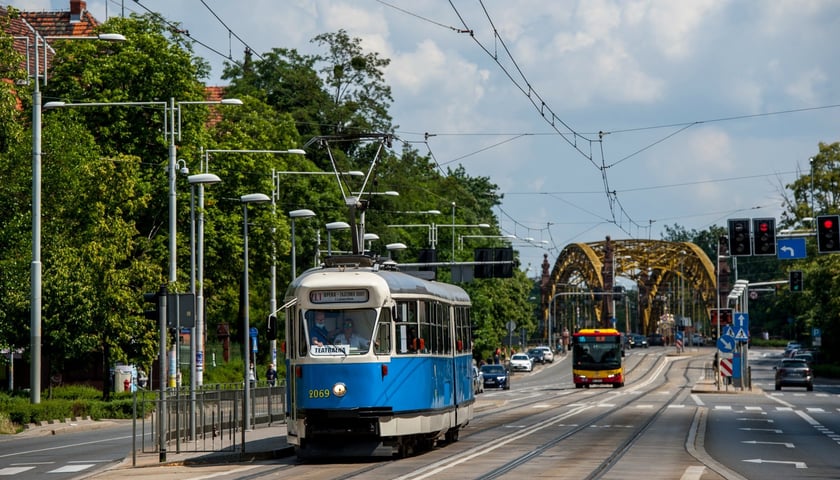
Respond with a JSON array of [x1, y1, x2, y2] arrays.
[[308, 388, 331, 399]]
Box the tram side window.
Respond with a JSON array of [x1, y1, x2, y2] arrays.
[[441, 303, 451, 354], [373, 307, 391, 355], [396, 301, 422, 354], [454, 307, 470, 352], [419, 301, 432, 353], [297, 309, 308, 357]]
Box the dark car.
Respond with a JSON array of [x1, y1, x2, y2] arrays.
[[630, 334, 648, 348], [775, 358, 813, 391], [647, 333, 664, 346], [480, 364, 510, 390], [527, 348, 546, 365]]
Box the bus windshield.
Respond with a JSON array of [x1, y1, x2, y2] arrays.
[[304, 308, 376, 356], [572, 341, 621, 369]]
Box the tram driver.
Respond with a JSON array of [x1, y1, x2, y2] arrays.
[[310, 311, 332, 347]]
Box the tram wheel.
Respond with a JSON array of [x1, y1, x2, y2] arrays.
[[444, 427, 460, 443]]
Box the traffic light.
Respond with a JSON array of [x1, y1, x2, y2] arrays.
[[143, 291, 160, 322], [266, 315, 278, 341], [817, 214, 840, 253], [752, 218, 776, 256], [728, 218, 751, 256], [789, 270, 803, 292]]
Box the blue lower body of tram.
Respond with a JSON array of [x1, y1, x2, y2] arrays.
[[287, 354, 474, 457]]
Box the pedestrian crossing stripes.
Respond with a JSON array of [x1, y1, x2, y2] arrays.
[[0, 462, 100, 475]]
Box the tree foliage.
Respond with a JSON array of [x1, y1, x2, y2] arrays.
[[0, 14, 571, 394]]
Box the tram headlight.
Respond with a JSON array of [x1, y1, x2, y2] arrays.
[[333, 382, 347, 397]]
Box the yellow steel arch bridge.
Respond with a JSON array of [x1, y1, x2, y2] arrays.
[[540, 237, 717, 337]]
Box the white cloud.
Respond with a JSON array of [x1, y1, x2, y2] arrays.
[[785, 68, 828, 105]]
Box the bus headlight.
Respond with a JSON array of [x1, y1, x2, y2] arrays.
[[333, 382, 347, 397]]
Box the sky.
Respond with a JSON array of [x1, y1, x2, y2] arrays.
[[21, 0, 840, 275]]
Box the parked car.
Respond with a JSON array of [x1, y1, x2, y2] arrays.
[[535, 346, 554, 363], [793, 352, 815, 366], [472, 365, 484, 394], [509, 353, 533, 372], [691, 334, 705, 346], [480, 364, 510, 390], [774, 358, 813, 391], [784, 342, 802, 357], [527, 348, 546, 365], [630, 334, 648, 348], [647, 333, 664, 346]]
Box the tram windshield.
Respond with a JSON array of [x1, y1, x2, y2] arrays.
[[304, 309, 377, 356]]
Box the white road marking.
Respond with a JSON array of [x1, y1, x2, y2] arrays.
[[0, 467, 35, 475], [680, 465, 706, 480]]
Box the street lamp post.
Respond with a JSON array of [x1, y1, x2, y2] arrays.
[[24, 31, 125, 404], [437, 222, 491, 262], [188, 173, 221, 396], [202, 149, 306, 383], [458, 234, 516, 249], [326, 221, 351, 255], [47, 99, 243, 286], [364, 233, 380, 253], [290, 209, 317, 280], [240, 193, 271, 439]]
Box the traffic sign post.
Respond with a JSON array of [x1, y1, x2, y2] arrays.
[[733, 312, 749, 342]]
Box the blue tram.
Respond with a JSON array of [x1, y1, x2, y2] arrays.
[[282, 255, 474, 458]]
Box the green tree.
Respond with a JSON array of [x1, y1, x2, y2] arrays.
[[312, 29, 393, 141], [776, 141, 840, 362], [0, 8, 29, 357]]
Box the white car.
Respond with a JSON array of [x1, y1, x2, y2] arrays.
[[535, 346, 554, 363], [509, 353, 533, 372]]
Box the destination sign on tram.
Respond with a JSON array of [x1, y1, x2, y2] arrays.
[[309, 289, 369, 303]]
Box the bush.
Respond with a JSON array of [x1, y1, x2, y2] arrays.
[[0, 385, 148, 433]]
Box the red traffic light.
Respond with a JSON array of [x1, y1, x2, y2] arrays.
[[758, 222, 769, 233], [823, 219, 834, 230]]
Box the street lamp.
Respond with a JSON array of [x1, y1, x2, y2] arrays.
[[24, 31, 125, 404], [386, 242, 408, 260], [437, 222, 491, 262], [241, 193, 270, 436], [364, 233, 380, 253], [202, 148, 307, 381], [326, 221, 351, 255], [48, 98, 243, 286], [458, 234, 516, 249], [188, 173, 222, 389], [352, 190, 400, 197], [289, 209, 317, 280], [387, 224, 439, 248]]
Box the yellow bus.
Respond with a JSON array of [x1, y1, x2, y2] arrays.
[[572, 328, 624, 388]]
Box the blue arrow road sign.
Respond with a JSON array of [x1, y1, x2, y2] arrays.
[[718, 335, 735, 353], [778, 237, 806, 259], [733, 313, 749, 341]]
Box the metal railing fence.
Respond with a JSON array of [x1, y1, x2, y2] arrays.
[[131, 381, 285, 459]]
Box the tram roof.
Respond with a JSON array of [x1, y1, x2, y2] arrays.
[[288, 263, 470, 304]]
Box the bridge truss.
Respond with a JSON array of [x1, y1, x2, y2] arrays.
[[541, 237, 717, 337]]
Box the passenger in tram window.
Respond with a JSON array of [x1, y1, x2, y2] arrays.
[[408, 327, 419, 352]]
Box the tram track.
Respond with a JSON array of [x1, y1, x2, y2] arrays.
[[234, 350, 713, 480], [473, 354, 699, 480]]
